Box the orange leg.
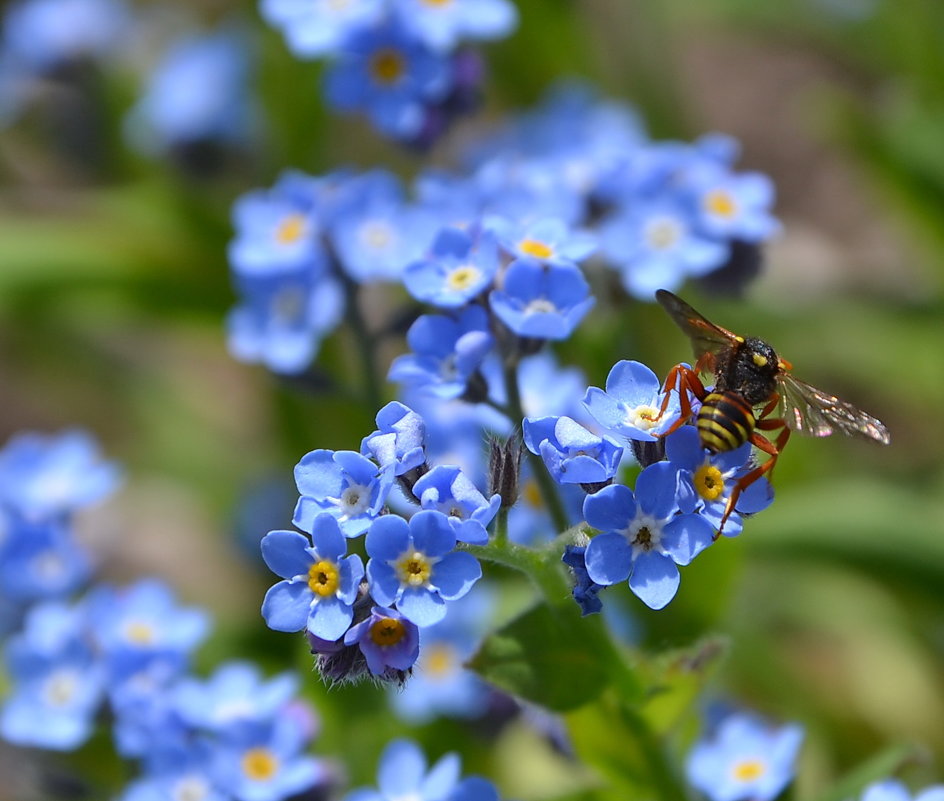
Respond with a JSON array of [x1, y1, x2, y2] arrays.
[[715, 419, 790, 537], [656, 364, 707, 438]]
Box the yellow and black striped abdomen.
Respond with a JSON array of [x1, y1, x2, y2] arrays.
[[697, 391, 755, 453]]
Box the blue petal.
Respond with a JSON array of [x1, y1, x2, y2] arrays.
[[422, 753, 461, 801], [260, 530, 312, 579], [409, 509, 456, 557], [605, 360, 659, 405], [294, 449, 342, 497], [398, 587, 447, 626], [338, 554, 365, 604], [378, 739, 427, 798], [584, 533, 632, 585], [663, 426, 702, 471], [661, 514, 715, 566], [261, 580, 312, 632], [309, 595, 353, 641], [366, 559, 400, 607], [629, 552, 680, 610], [634, 461, 681, 520], [583, 484, 636, 533], [431, 551, 481, 600], [308, 514, 347, 561], [366, 515, 410, 560]]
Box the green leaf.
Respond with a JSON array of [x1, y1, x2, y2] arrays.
[[809, 743, 927, 801], [469, 601, 637, 712]]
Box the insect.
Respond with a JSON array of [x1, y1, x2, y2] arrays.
[[655, 288, 890, 534]]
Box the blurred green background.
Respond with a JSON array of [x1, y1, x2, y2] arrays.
[[1, 0, 943, 798]]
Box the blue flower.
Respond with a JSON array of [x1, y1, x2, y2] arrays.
[[109, 657, 185, 759], [293, 450, 395, 537], [228, 171, 327, 278], [260, 0, 385, 59], [0, 513, 92, 602], [583, 360, 681, 443], [124, 28, 256, 154], [664, 426, 774, 537], [561, 545, 604, 616], [323, 19, 451, 140], [172, 662, 299, 733], [344, 606, 420, 676], [118, 742, 222, 801], [214, 715, 327, 801], [411, 465, 500, 545], [260, 514, 365, 640], [388, 305, 494, 399], [227, 273, 345, 375], [361, 402, 428, 477], [685, 712, 803, 801], [1, 0, 129, 74], [0, 428, 121, 521], [392, 0, 518, 51], [365, 510, 482, 626], [685, 164, 780, 244], [491, 217, 596, 265], [0, 600, 104, 750], [857, 781, 944, 801], [583, 462, 715, 610], [598, 203, 727, 299], [523, 416, 624, 486], [404, 227, 500, 308], [513, 351, 588, 420], [489, 259, 595, 340], [345, 739, 498, 801]]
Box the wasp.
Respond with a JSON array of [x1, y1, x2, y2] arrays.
[[655, 289, 890, 534]]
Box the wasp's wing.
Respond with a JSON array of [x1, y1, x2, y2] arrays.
[[655, 289, 741, 365], [776, 372, 891, 444]]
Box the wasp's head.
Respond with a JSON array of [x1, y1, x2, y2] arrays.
[[743, 337, 780, 377]]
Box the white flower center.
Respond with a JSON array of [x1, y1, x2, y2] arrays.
[[359, 220, 395, 251], [43, 669, 80, 708], [334, 483, 371, 519], [626, 514, 664, 557], [525, 298, 558, 316], [173, 775, 213, 801], [625, 403, 662, 431], [271, 285, 306, 323], [644, 217, 682, 251]]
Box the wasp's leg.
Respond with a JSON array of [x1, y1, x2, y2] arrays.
[[715, 420, 790, 538], [656, 364, 707, 438]]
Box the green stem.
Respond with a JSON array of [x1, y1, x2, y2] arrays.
[[501, 359, 569, 533], [342, 276, 384, 411], [493, 506, 509, 547]]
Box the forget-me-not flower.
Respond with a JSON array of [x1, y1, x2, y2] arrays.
[[344, 606, 420, 677], [411, 465, 500, 545], [361, 401, 428, 477], [260, 514, 365, 640], [583, 360, 681, 443], [404, 226, 500, 308], [583, 462, 714, 610], [856, 781, 944, 801], [523, 416, 623, 486], [392, 0, 518, 51], [259, 0, 385, 59]]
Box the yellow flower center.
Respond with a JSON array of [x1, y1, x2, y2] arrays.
[[242, 747, 280, 782], [275, 213, 307, 245], [421, 0, 452, 5], [693, 464, 724, 501], [446, 265, 482, 292], [522, 479, 542, 508], [704, 189, 737, 218], [371, 49, 405, 85], [396, 551, 432, 587], [308, 559, 340, 597], [124, 620, 155, 646], [424, 642, 457, 678], [518, 239, 553, 260], [732, 758, 766, 782], [369, 615, 407, 647]]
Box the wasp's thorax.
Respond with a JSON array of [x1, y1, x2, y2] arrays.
[[714, 336, 780, 407]]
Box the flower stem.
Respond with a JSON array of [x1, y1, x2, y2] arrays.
[[342, 276, 384, 412]]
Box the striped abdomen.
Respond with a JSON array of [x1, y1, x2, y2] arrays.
[[697, 391, 755, 453]]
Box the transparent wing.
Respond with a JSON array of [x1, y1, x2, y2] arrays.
[[655, 289, 741, 365], [776, 372, 891, 444]]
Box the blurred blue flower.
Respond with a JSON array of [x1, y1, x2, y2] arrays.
[[260, 514, 365, 640], [489, 259, 594, 340], [125, 27, 256, 155], [392, 0, 517, 51], [583, 360, 681, 443], [857, 781, 944, 801], [685, 164, 780, 244], [365, 510, 481, 626], [227, 272, 345, 375], [118, 742, 223, 801], [491, 216, 596, 265], [0, 428, 121, 521], [260, 0, 385, 59], [323, 19, 450, 140], [0, 513, 92, 602], [344, 606, 420, 676], [523, 416, 623, 485], [513, 351, 589, 421], [172, 662, 299, 733], [598, 202, 727, 299], [228, 171, 327, 278], [214, 715, 327, 801], [411, 464, 500, 545], [293, 449, 395, 537], [685, 712, 803, 801], [664, 426, 774, 538], [0, 600, 104, 750], [388, 305, 494, 399], [404, 226, 500, 308], [361, 401, 428, 477], [109, 656, 185, 758], [583, 462, 715, 610], [1, 0, 129, 73]]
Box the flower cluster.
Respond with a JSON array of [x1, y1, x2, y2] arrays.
[[529, 360, 774, 611], [260, 401, 492, 682], [260, 0, 517, 145], [225, 87, 779, 379]]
